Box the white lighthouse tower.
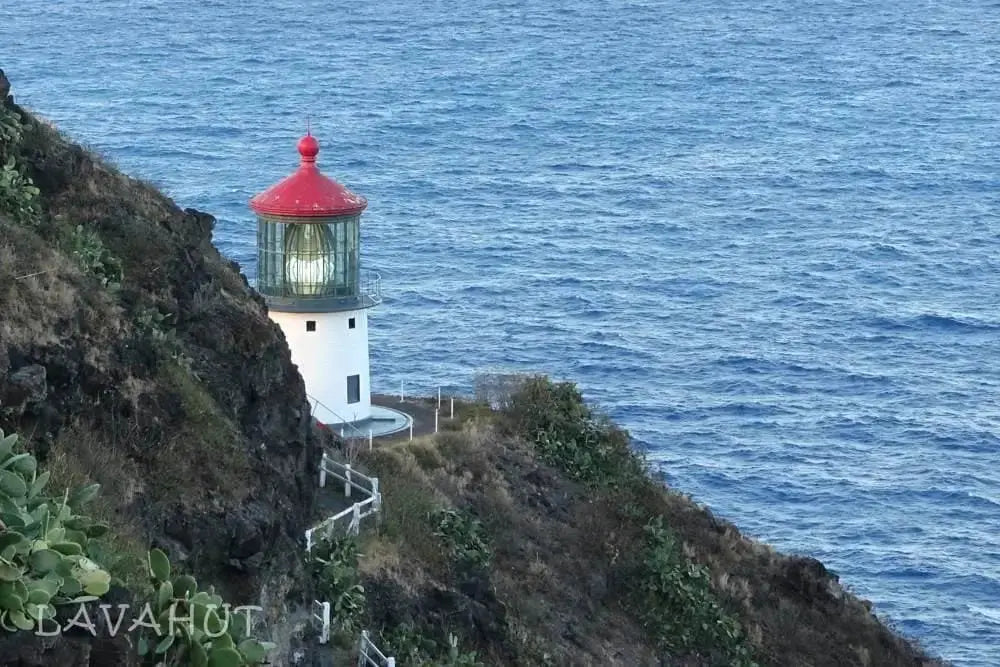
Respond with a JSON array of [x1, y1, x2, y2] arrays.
[[250, 134, 382, 426]]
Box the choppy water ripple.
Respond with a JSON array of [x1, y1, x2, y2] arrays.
[[4, 0, 999, 663]]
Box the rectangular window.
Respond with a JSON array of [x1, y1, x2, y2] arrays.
[[347, 375, 361, 404], [306, 320, 316, 332], [348, 317, 356, 329]]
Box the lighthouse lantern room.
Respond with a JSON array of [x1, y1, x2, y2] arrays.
[[250, 134, 381, 426]]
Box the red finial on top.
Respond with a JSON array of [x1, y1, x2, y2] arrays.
[[298, 133, 319, 164]]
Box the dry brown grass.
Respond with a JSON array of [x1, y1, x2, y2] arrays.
[[362, 442, 450, 575], [350, 395, 943, 667], [355, 422, 662, 666], [46, 421, 151, 593], [145, 361, 253, 505]]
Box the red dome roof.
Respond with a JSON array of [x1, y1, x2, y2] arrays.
[[250, 134, 367, 218]]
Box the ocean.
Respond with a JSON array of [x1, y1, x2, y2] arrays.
[[3, 0, 998, 663]]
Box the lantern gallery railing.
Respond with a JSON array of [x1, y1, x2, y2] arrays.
[[261, 270, 382, 313], [359, 270, 383, 307]]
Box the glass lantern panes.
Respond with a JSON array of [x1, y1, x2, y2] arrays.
[[257, 214, 360, 300]]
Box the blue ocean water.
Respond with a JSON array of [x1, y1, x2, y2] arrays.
[[3, 0, 999, 663]]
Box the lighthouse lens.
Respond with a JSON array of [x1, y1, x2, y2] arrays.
[[284, 223, 335, 296], [257, 215, 360, 302]]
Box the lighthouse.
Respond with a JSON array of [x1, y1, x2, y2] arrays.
[[250, 134, 381, 426]]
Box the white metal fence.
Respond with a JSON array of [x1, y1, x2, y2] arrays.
[[394, 381, 461, 437], [312, 600, 331, 644], [305, 453, 382, 552], [358, 630, 396, 667]]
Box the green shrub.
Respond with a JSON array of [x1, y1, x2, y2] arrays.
[[0, 155, 39, 226], [134, 307, 191, 369], [0, 108, 23, 150], [380, 623, 483, 667], [504, 376, 645, 488], [310, 535, 366, 637], [505, 378, 757, 664], [0, 108, 40, 226], [431, 508, 492, 571], [140, 548, 276, 666], [66, 224, 123, 289], [0, 429, 112, 632], [635, 517, 756, 666]]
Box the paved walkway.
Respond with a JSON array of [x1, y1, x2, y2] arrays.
[[372, 393, 454, 442]]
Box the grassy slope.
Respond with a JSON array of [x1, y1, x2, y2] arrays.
[[337, 383, 943, 667]]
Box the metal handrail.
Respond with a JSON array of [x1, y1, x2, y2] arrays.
[[360, 270, 382, 307], [257, 268, 382, 312], [308, 394, 368, 441], [358, 630, 395, 667]]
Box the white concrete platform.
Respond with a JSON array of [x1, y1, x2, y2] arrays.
[[324, 404, 412, 439]]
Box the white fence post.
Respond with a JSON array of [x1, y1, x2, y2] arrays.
[[387, 659, 396, 667], [359, 630, 370, 667], [371, 478, 381, 512], [351, 504, 361, 536], [305, 528, 312, 553], [409, 422, 413, 441], [450, 397, 454, 419], [437, 386, 441, 408], [369, 429, 373, 451], [345, 464, 352, 498], [318, 601, 331, 644], [435, 409, 439, 433], [319, 452, 327, 488]]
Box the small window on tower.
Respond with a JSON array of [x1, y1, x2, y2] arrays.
[[347, 375, 361, 404], [348, 317, 356, 329], [306, 321, 316, 332]]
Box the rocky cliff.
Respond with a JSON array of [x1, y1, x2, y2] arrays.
[[0, 68, 320, 665]]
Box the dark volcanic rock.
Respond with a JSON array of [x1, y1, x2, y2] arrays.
[[1, 364, 47, 413]]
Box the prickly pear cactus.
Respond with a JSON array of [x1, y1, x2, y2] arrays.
[[0, 429, 112, 632], [140, 548, 276, 666]]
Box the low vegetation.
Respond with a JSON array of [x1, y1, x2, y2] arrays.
[[309, 530, 482, 665], [636, 516, 754, 664], [0, 107, 40, 226], [504, 377, 756, 664], [0, 429, 111, 632], [65, 223, 124, 290], [0, 428, 279, 665], [431, 508, 493, 572], [331, 377, 941, 666], [309, 535, 366, 639], [141, 548, 276, 666], [379, 622, 484, 666]]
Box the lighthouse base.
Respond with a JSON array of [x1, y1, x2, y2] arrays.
[[267, 308, 372, 423]]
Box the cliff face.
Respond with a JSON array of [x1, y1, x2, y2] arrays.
[[0, 69, 318, 664]]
